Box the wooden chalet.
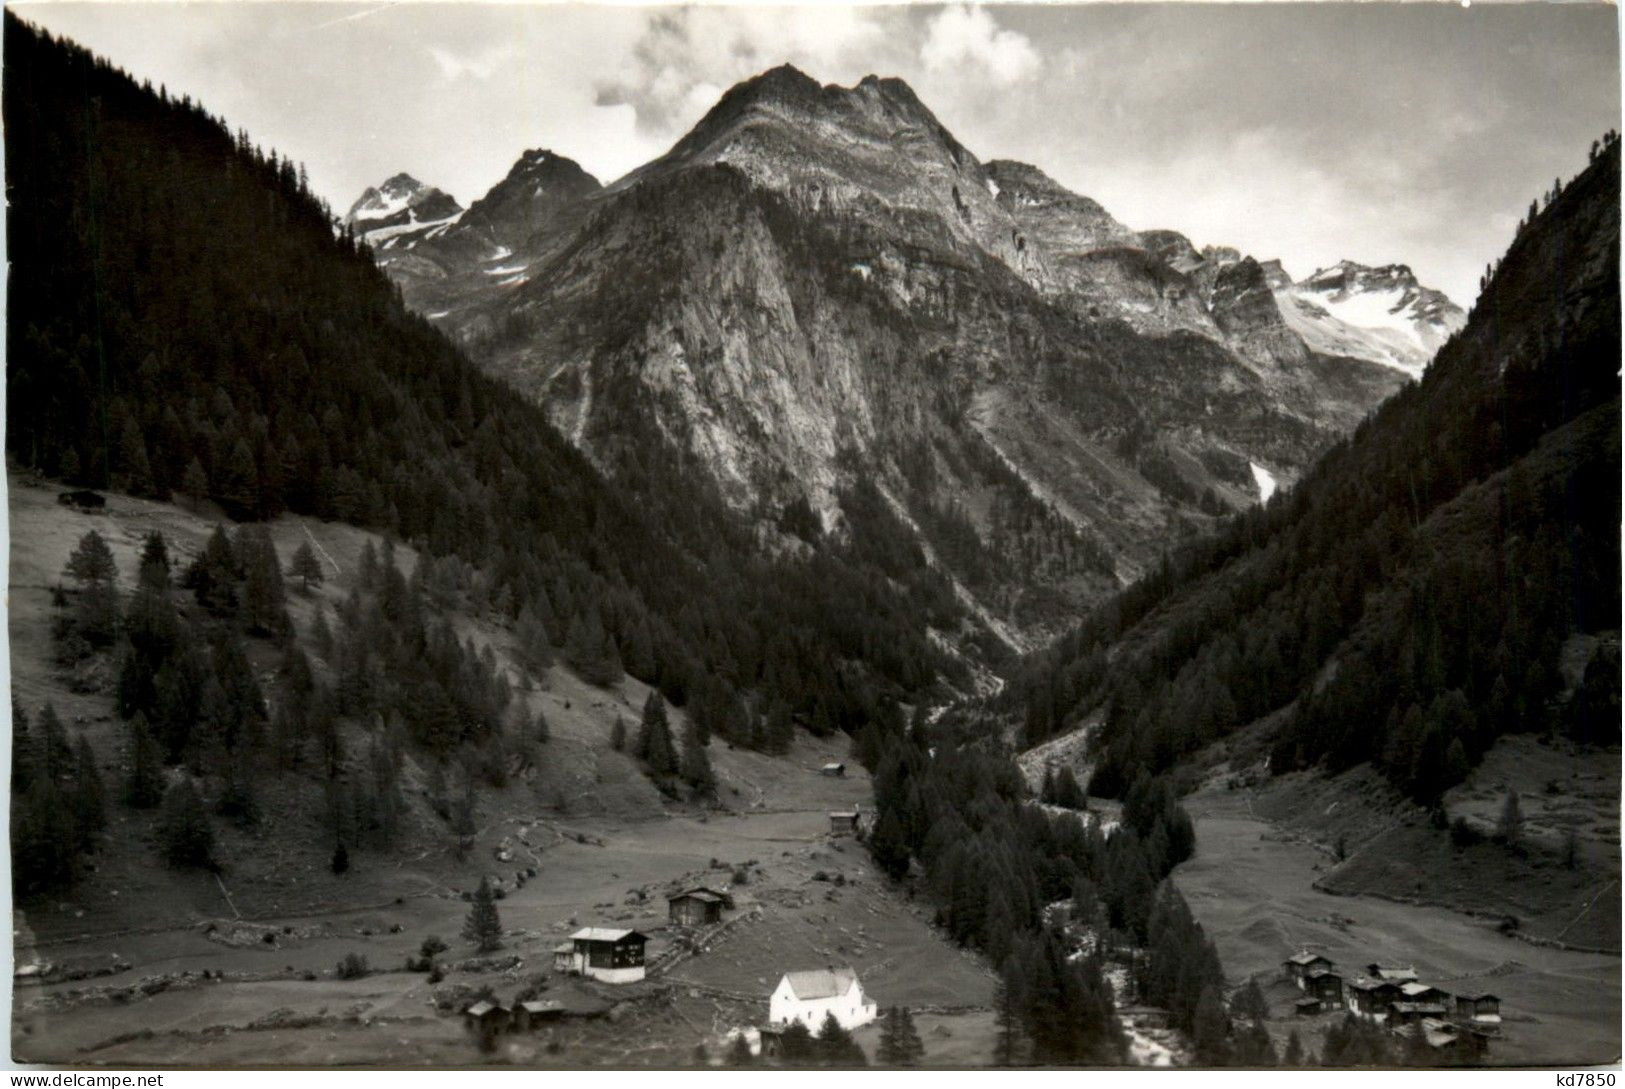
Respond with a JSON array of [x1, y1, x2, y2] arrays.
[[463, 999, 510, 1044], [1389, 1000, 1452, 1028], [1294, 996, 1323, 1017], [821, 763, 846, 777], [1394, 1015, 1489, 1061], [1283, 951, 1335, 988], [1398, 981, 1451, 1006], [1347, 977, 1402, 1021], [667, 886, 733, 927], [513, 999, 564, 1031], [1304, 968, 1345, 1010], [1454, 992, 1501, 1024], [829, 810, 862, 836], [556, 927, 648, 984]]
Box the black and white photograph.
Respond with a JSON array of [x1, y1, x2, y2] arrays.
[[2, 0, 1620, 1072]]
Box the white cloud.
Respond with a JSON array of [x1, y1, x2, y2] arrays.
[[597, 5, 907, 135], [920, 6, 1040, 87], [427, 43, 514, 82]]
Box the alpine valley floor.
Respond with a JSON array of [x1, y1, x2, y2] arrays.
[[1174, 783, 1621, 1066]]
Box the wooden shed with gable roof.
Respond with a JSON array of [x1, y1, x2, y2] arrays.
[[667, 886, 733, 927]]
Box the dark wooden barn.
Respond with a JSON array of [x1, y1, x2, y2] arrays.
[[667, 887, 732, 927]]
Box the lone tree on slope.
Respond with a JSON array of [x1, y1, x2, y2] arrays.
[[462, 875, 503, 952]]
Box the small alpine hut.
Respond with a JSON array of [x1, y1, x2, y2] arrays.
[[821, 763, 846, 778], [1454, 992, 1502, 1025], [1283, 951, 1335, 989], [1304, 968, 1345, 1010], [1389, 1000, 1452, 1028], [513, 999, 564, 1032], [557, 927, 648, 984], [667, 886, 733, 927], [757, 1023, 787, 1060], [829, 808, 863, 836], [1398, 981, 1451, 1006], [1347, 977, 1402, 1021], [464, 999, 511, 1044]]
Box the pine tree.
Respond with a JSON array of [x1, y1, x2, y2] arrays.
[[992, 976, 1022, 1066], [564, 607, 621, 686], [185, 525, 240, 614], [35, 703, 72, 783], [217, 746, 260, 828], [533, 709, 550, 745], [63, 529, 120, 645], [868, 804, 911, 880], [237, 525, 289, 637], [815, 1011, 866, 1066], [288, 540, 325, 591], [877, 1006, 904, 1065], [610, 715, 626, 751], [514, 602, 553, 673], [14, 777, 76, 894], [181, 457, 209, 505], [159, 777, 214, 869], [1283, 1028, 1305, 1066], [116, 415, 156, 496], [679, 722, 715, 797], [124, 712, 165, 807], [462, 875, 503, 952], [638, 691, 677, 776], [70, 735, 106, 851], [763, 699, 795, 754], [892, 1006, 923, 1066], [1496, 788, 1524, 848], [779, 1021, 814, 1064], [137, 531, 172, 591], [726, 1034, 753, 1066], [1192, 983, 1232, 1066], [1233, 978, 1269, 1023]]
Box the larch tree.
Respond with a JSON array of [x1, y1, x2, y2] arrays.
[[462, 875, 503, 952]]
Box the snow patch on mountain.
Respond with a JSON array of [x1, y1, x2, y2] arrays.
[[1250, 461, 1278, 503], [1276, 261, 1465, 378]]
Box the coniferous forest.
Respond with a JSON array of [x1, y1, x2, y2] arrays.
[[1014, 139, 1621, 805], [3, 13, 962, 766]]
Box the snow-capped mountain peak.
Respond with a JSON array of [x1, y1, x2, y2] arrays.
[[1276, 259, 1466, 378], [344, 173, 464, 248]]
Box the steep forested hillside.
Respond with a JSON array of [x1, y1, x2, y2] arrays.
[[3, 14, 965, 757], [1013, 137, 1621, 802]]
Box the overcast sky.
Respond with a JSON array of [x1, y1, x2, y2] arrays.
[[14, 1, 1621, 304]]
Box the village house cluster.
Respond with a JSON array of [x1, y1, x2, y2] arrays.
[[462, 874, 880, 1058], [1282, 951, 1501, 1058]]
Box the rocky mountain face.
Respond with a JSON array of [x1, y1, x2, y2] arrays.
[[351, 66, 1460, 646], [343, 173, 463, 248]]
